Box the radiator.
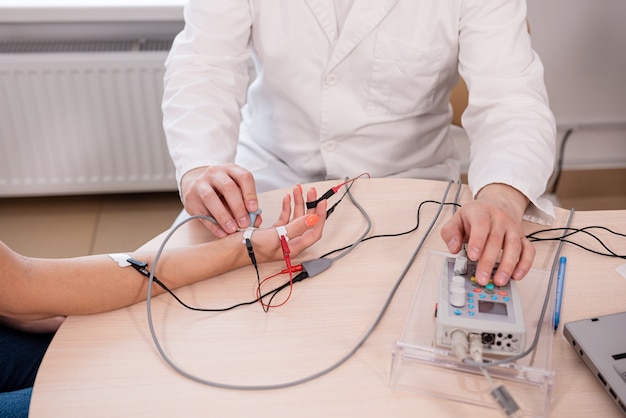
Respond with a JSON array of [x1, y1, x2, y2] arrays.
[[0, 38, 177, 196]]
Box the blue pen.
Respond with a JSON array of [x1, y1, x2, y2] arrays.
[[553, 256, 567, 331]]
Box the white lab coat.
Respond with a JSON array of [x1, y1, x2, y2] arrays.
[[163, 0, 556, 224]]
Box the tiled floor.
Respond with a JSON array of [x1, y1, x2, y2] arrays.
[[1, 168, 625, 260], [0, 192, 183, 258]]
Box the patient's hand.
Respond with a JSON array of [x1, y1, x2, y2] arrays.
[[251, 185, 327, 263]]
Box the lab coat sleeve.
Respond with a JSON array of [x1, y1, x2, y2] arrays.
[[458, 0, 557, 225], [162, 0, 252, 188]]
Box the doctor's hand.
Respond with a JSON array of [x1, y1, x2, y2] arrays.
[[180, 164, 260, 238], [440, 183, 535, 287]]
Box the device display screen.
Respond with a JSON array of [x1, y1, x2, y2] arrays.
[[478, 300, 508, 316]]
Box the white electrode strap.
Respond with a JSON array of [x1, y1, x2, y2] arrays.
[[242, 228, 258, 265], [242, 228, 256, 244], [108, 253, 132, 267], [275, 226, 288, 241]]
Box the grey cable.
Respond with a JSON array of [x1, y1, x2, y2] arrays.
[[452, 179, 462, 215], [145, 180, 454, 390], [325, 178, 372, 264]]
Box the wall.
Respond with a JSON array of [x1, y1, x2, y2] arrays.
[[527, 0, 626, 170], [2, 0, 624, 173], [0, 0, 184, 22]]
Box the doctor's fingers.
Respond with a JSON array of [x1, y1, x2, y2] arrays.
[[181, 191, 229, 238], [183, 178, 246, 236], [472, 212, 531, 287], [488, 229, 534, 286], [221, 163, 260, 217], [454, 204, 500, 286], [440, 213, 467, 255], [198, 166, 257, 231], [510, 236, 535, 282]]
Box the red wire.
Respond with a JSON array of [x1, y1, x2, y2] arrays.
[[256, 236, 300, 310], [306, 173, 371, 210], [257, 173, 371, 309], [331, 172, 371, 193], [256, 269, 294, 310], [255, 265, 302, 300]]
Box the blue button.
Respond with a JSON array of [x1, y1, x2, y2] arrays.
[[454, 310, 462, 315], [468, 304, 474, 309], [469, 311, 475, 316], [479, 294, 486, 299], [492, 295, 498, 300], [504, 297, 510, 302]]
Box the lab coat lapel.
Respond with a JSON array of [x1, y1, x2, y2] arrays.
[[328, 0, 400, 70], [304, 0, 338, 44]]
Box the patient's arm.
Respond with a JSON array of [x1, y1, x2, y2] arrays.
[[0, 188, 326, 321]]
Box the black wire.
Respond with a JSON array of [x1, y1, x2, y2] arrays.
[[324, 181, 354, 219], [319, 200, 461, 259], [526, 225, 626, 259], [264, 200, 462, 303], [137, 183, 360, 313], [154, 203, 626, 313], [136, 182, 358, 314], [549, 128, 574, 194], [160, 199, 459, 311], [146, 269, 308, 313]]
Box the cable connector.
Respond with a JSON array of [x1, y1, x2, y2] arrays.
[[305, 174, 370, 209], [454, 254, 468, 275], [245, 239, 257, 265], [490, 384, 521, 417], [468, 333, 483, 363], [301, 258, 332, 278], [248, 209, 262, 227], [292, 271, 309, 284], [127, 258, 150, 277], [448, 327, 521, 417], [275, 226, 292, 272], [280, 264, 303, 275], [280, 236, 290, 258], [306, 188, 336, 209], [450, 329, 469, 362], [126, 258, 169, 291], [242, 228, 257, 265]]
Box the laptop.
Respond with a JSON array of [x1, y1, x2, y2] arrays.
[[564, 311, 626, 416]]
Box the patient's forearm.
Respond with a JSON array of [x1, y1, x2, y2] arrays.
[[0, 201, 325, 320], [0, 235, 248, 320]]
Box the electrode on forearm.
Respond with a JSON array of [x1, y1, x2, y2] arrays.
[[242, 227, 258, 265], [108, 253, 132, 267]]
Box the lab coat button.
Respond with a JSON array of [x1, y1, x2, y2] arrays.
[[325, 74, 338, 86], [322, 141, 336, 151]]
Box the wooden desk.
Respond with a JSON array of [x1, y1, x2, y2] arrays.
[[30, 179, 626, 417]]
